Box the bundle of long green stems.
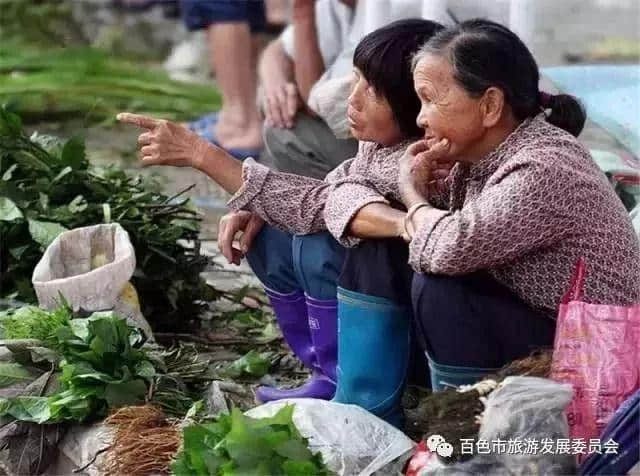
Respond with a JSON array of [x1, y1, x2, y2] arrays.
[[0, 45, 220, 123]]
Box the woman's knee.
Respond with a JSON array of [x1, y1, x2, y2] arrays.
[[291, 233, 345, 299], [245, 225, 299, 293]]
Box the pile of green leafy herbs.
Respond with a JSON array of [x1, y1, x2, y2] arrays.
[[0, 44, 221, 124], [0, 304, 70, 348], [0, 305, 215, 423], [172, 405, 332, 476], [0, 307, 154, 423], [0, 108, 218, 330]]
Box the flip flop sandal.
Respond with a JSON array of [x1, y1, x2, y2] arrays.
[[187, 112, 220, 135]]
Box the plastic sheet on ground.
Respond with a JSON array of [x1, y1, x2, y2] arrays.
[[246, 398, 416, 476], [31, 223, 153, 339], [44, 423, 113, 476]]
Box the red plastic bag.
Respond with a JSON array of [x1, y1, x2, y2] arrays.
[[551, 259, 640, 462]]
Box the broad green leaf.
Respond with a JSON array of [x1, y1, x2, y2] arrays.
[[0, 197, 23, 221], [61, 137, 86, 170], [9, 245, 29, 260], [28, 219, 67, 248], [170, 218, 199, 232], [283, 460, 323, 476], [275, 439, 313, 461], [11, 396, 52, 423], [257, 322, 281, 343], [104, 379, 147, 407], [0, 108, 22, 135], [223, 350, 270, 379], [29, 346, 60, 363], [13, 150, 52, 176], [134, 360, 155, 378], [0, 362, 32, 387]]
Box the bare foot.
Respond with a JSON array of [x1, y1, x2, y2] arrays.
[[214, 118, 263, 150]]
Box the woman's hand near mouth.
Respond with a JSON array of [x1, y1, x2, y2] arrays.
[[398, 137, 453, 206]]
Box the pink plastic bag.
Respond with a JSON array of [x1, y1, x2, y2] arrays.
[[551, 259, 640, 461]]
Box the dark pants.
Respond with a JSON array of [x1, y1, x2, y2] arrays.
[[180, 0, 266, 32], [246, 225, 345, 300], [339, 239, 556, 376], [412, 272, 556, 369]]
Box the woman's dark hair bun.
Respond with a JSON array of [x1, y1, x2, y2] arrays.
[[545, 93, 586, 137]]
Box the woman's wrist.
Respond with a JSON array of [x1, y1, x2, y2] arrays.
[[191, 137, 213, 171], [392, 211, 408, 240], [402, 190, 428, 209]]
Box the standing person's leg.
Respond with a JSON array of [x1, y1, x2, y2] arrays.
[[333, 239, 415, 428], [246, 226, 345, 402], [181, 0, 264, 158], [411, 272, 556, 391], [262, 113, 359, 179]]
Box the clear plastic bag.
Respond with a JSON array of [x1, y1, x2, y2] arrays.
[[246, 398, 415, 476], [420, 377, 576, 475], [31, 223, 153, 338]]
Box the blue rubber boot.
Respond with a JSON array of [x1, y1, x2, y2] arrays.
[[427, 358, 499, 392], [332, 287, 410, 428]]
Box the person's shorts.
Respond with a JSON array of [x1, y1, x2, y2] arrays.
[[180, 0, 266, 32]]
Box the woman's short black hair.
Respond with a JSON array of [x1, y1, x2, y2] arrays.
[[354, 18, 444, 138], [414, 19, 586, 137]]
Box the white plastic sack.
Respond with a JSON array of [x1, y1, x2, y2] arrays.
[[31, 223, 153, 338], [246, 398, 415, 476]]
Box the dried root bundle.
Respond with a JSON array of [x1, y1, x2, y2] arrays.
[[104, 405, 180, 475], [406, 349, 554, 461]]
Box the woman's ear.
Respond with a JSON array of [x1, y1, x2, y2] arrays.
[[480, 87, 505, 128]]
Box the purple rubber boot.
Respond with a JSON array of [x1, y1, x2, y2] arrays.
[[306, 295, 338, 384], [256, 289, 337, 402]]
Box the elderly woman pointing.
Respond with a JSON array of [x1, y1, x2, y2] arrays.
[[393, 19, 640, 389]]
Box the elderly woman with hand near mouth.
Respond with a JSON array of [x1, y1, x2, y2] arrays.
[[396, 19, 640, 390]]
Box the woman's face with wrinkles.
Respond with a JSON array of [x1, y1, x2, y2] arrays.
[[413, 53, 487, 162], [347, 68, 404, 146]]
